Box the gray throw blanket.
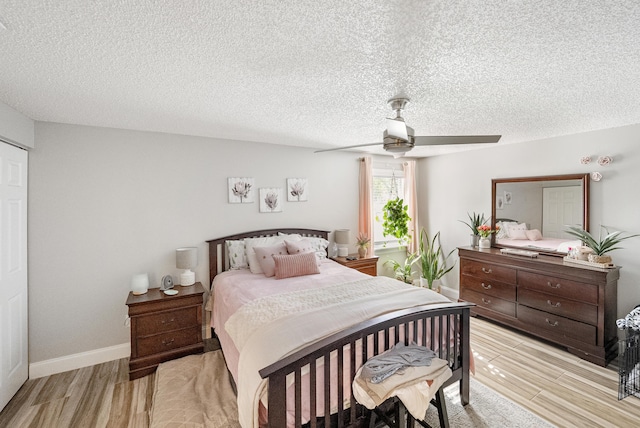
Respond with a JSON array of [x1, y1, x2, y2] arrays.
[[361, 342, 437, 384]]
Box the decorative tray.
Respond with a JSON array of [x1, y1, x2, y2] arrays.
[[563, 256, 615, 269]]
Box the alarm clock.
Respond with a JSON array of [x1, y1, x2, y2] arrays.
[[160, 275, 174, 291]]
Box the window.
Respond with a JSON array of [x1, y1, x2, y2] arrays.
[[372, 167, 405, 248]]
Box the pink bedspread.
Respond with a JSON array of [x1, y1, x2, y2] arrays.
[[207, 260, 463, 427]]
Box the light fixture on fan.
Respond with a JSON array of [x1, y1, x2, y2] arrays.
[[315, 98, 501, 155]]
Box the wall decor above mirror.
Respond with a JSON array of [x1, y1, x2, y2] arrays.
[[491, 174, 589, 257]]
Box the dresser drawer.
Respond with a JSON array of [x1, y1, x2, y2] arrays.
[[461, 260, 516, 284], [461, 289, 516, 318], [136, 325, 202, 357], [517, 305, 596, 345], [136, 307, 199, 336], [517, 271, 597, 304], [461, 275, 516, 301], [518, 288, 597, 325]]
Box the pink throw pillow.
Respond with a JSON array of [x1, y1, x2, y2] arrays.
[[525, 229, 543, 241], [285, 239, 315, 255], [273, 252, 320, 279], [254, 243, 288, 277]]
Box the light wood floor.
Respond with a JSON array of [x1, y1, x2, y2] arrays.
[[1, 319, 639, 427]]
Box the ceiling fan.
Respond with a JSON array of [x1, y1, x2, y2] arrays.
[[315, 98, 501, 155]]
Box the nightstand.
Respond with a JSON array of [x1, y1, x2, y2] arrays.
[[332, 255, 379, 276], [126, 282, 205, 380]]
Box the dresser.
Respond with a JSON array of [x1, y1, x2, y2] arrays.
[[458, 247, 619, 366], [126, 282, 205, 380], [332, 255, 379, 276]]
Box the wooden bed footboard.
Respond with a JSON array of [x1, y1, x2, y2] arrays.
[[259, 302, 474, 427]]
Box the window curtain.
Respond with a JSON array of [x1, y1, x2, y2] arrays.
[[359, 157, 374, 257], [403, 160, 418, 254]]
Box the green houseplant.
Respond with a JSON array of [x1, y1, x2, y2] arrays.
[[459, 212, 487, 247], [378, 197, 411, 246], [419, 228, 456, 290], [384, 253, 419, 284], [565, 225, 639, 264]]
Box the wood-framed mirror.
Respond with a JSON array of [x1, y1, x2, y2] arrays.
[[491, 173, 590, 257]]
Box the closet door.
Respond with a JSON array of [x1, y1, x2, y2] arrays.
[[0, 141, 28, 412]]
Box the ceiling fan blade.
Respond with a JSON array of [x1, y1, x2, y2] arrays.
[[314, 142, 383, 153], [386, 118, 408, 141], [413, 135, 501, 146]]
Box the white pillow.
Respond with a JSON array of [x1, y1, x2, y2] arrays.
[[509, 228, 528, 240], [245, 236, 287, 274], [305, 236, 330, 259], [506, 223, 527, 238], [226, 240, 248, 270]]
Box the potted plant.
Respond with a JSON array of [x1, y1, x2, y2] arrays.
[[565, 225, 639, 264], [459, 212, 487, 247], [378, 197, 411, 246], [476, 224, 500, 249], [355, 232, 370, 259], [418, 228, 456, 291], [384, 253, 419, 284]]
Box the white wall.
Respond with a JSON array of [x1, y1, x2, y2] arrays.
[[0, 101, 34, 148], [418, 124, 640, 319], [28, 122, 368, 365]]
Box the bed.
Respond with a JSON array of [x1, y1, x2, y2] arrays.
[[495, 219, 581, 253], [206, 228, 473, 427]]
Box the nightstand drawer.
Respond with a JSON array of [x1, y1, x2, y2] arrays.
[[137, 307, 199, 336], [136, 325, 202, 357]]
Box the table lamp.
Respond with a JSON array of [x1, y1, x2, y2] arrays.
[[176, 247, 198, 286], [334, 229, 350, 257], [131, 273, 149, 295]]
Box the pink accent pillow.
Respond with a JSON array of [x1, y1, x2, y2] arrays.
[[254, 243, 288, 277], [525, 229, 543, 241], [273, 252, 320, 279], [285, 239, 315, 255]]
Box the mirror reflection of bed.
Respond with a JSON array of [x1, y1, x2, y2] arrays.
[[492, 174, 589, 255]]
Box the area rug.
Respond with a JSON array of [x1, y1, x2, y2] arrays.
[[422, 378, 556, 428], [151, 350, 554, 428]]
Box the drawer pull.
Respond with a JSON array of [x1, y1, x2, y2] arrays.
[[481, 298, 491, 304], [547, 281, 561, 289], [481, 283, 492, 290], [162, 338, 175, 346], [161, 318, 176, 324], [481, 267, 493, 274], [546, 300, 561, 308], [545, 318, 559, 327]]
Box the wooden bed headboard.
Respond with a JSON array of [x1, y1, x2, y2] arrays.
[[206, 228, 329, 286]]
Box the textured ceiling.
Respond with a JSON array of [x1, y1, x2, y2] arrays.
[[1, 1, 640, 157]]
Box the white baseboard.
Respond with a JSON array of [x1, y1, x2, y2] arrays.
[[29, 343, 130, 379], [440, 286, 459, 302]]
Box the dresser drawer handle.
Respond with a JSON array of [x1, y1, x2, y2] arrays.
[[481, 283, 492, 290], [481, 298, 491, 304], [547, 281, 561, 289], [545, 318, 559, 327], [162, 338, 175, 346], [161, 318, 175, 324], [546, 300, 561, 308], [481, 267, 493, 274]]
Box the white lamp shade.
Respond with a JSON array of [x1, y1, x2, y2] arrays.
[[334, 229, 350, 245], [176, 247, 198, 269], [176, 247, 198, 286], [131, 273, 149, 295]]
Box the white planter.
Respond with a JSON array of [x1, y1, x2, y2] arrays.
[[479, 237, 491, 248]]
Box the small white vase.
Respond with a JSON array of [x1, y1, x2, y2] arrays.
[[479, 237, 491, 249]]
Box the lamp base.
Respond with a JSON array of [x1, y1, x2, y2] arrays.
[[180, 270, 195, 286], [338, 247, 349, 257]]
